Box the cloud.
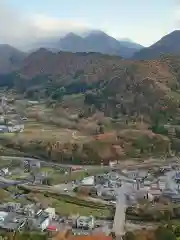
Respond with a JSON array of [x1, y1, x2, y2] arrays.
[[0, 1, 91, 49], [31, 14, 91, 35], [173, 1, 180, 28]]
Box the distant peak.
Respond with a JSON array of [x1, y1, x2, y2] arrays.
[[87, 30, 108, 37], [32, 48, 52, 54], [64, 32, 81, 38]]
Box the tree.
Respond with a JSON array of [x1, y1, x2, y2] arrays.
[[124, 231, 136, 240], [51, 87, 66, 101], [46, 178, 52, 186], [155, 226, 176, 240], [99, 125, 105, 134], [174, 225, 180, 237]]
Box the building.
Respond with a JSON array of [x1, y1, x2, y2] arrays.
[[0, 125, 8, 133], [162, 188, 180, 202], [0, 116, 5, 124], [101, 189, 116, 201], [35, 213, 50, 231], [0, 168, 9, 176], [8, 124, 24, 133], [23, 204, 42, 217], [81, 176, 95, 186], [5, 202, 21, 212], [175, 172, 180, 182], [76, 216, 95, 230], [0, 212, 26, 232], [23, 160, 41, 173], [109, 161, 118, 167], [44, 208, 55, 220], [47, 225, 58, 232]]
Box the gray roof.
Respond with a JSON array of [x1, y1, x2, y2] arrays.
[[0, 212, 26, 230], [0, 210, 49, 231], [0, 125, 8, 129]]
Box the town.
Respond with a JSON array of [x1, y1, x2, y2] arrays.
[[0, 154, 179, 238], [0, 95, 179, 239]]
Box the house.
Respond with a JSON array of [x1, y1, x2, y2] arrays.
[[23, 160, 41, 173], [148, 183, 162, 197], [47, 225, 58, 232], [24, 212, 50, 231], [5, 202, 21, 212], [44, 208, 55, 220], [101, 189, 116, 201], [23, 204, 42, 217], [76, 216, 95, 230], [35, 213, 50, 231], [0, 212, 26, 232], [175, 172, 180, 182], [0, 125, 8, 133], [81, 176, 95, 186], [0, 168, 9, 176], [148, 189, 162, 197], [0, 116, 5, 124], [8, 124, 24, 133]]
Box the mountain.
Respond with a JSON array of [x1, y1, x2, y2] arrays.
[[17, 30, 143, 58], [59, 32, 86, 52], [118, 39, 143, 50], [0, 44, 26, 74], [133, 30, 180, 60], [58, 31, 144, 58], [1, 50, 180, 161], [6, 49, 180, 123]]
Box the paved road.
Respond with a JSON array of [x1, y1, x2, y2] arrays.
[[0, 173, 49, 188], [2, 155, 177, 174], [1, 156, 112, 171]]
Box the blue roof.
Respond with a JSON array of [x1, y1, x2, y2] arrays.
[[175, 172, 180, 180]]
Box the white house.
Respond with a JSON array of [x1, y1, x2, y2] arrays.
[[76, 216, 95, 229], [81, 176, 95, 186], [8, 124, 24, 133], [1, 168, 9, 176], [44, 208, 55, 220]]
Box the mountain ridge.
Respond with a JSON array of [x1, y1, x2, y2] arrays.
[[133, 30, 180, 60], [58, 31, 144, 58], [0, 44, 26, 74], [8, 30, 144, 58]]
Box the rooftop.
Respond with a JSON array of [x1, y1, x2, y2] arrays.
[[0, 212, 26, 230], [34, 212, 49, 226]]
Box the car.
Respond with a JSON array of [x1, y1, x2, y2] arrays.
[[64, 188, 68, 192]]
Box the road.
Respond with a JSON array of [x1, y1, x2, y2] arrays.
[[0, 155, 178, 191], [0, 172, 49, 188], [1, 155, 178, 171], [0, 156, 112, 171]]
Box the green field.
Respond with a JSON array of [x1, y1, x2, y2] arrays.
[[49, 168, 109, 185], [26, 192, 112, 218]]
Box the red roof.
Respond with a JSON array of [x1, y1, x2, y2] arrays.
[[47, 225, 57, 231]]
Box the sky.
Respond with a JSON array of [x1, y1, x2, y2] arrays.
[[0, 0, 179, 48]]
